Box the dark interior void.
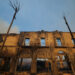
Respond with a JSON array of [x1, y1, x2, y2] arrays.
[[0, 57, 10, 72], [0, 35, 3, 43], [37, 60, 51, 73], [17, 64, 31, 72], [57, 61, 72, 73], [57, 51, 73, 73], [16, 58, 32, 72]]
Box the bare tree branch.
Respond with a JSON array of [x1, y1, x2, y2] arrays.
[[9, 0, 20, 13], [9, 0, 15, 9], [0, 0, 20, 55]]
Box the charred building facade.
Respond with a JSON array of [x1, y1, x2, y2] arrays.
[[0, 30, 75, 75]]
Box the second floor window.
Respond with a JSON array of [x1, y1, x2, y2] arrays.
[[41, 38, 45, 46], [56, 38, 62, 46], [72, 38, 75, 45], [25, 38, 30, 46]]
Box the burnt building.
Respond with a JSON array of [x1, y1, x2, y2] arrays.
[[0, 30, 75, 75]]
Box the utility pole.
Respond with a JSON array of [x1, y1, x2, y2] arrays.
[[63, 16, 75, 44], [0, 0, 20, 55]]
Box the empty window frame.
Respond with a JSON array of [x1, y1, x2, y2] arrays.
[[56, 51, 72, 72], [56, 56, 60, 60], [16, 58, 32, 72], [56, 38, 62, 46], [59, 61, 72, 72], [37, 58, 51, 73], [41, 38, 45, 46], [58, 51, 65, 60], [0, 58, 10, 72], [25, 38, 30, 46], [62, 55, 65, 60], [0, 35, 3, 43], [72, 38, 75, 45]]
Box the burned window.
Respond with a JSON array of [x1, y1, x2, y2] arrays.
[[25, 38, 30, 46], [58, 61, 72, 72], [0, 35, 3, 43], [62, 55, 65, 60], [57, 51, 72, 73], [0, 57, 10, 72], [72, 38, 75, 45], [37, 58, 51, 73], [56, 56, 60, 60], [63, 61, 68, 68], [56, 38, 62, 46], [16, 58, 32, 72], [41, 38, 45, 46]]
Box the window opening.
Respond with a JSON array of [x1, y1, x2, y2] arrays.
[[16, 58, 32, 72], [56, 52, 72, 73], [37, 58, 51, 73], [0, 57, 10, 72], [72, 38, 75, 45], [0, 35, 3, 43], [25, 38, 30, 46], [56, 38, 62, 46], [41, 38, 45, 46]]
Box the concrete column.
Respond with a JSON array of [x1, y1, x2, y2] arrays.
[[31, 51, 37, 75], [31, 59, 37, 74], [10, 57, 18, 75], [52, 60, 59, 75], [69, 55, 75, 75], [73, 54, 75, 72]]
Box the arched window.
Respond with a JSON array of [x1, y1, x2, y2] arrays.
[[58, 51, 64, 54], [56, 56, 60, 60], [57, 51, 72, 73], [62, 55, 65, 60]]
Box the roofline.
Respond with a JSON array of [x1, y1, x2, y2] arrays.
[[0, 30, 75, 35]]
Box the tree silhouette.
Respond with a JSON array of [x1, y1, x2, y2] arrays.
[[0, 0, 20, 55]]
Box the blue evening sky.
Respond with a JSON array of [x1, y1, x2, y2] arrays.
[[0, 0, 75, 32]]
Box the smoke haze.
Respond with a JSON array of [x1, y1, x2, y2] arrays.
[[0, 19, 19, 33]]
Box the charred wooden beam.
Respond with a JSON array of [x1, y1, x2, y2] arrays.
[[64, 16, 75, 43]]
